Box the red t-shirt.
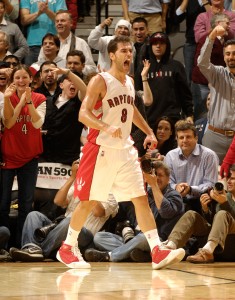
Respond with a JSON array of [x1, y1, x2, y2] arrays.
[[1, 92, 46, 169]]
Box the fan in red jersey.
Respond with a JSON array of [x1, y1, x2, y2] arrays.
[[0, 64, 46, 247]]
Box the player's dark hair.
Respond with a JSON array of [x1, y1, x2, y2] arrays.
[[107, 36, 131, 54]]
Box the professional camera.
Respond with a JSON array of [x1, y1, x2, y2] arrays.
[[214, 182, 224, 193], [140, 150, 159, 174], [34, 215, 65, 242], [115, 220, 135, 244]]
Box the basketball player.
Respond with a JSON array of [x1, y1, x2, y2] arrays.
[[56, 35, 185, 270]]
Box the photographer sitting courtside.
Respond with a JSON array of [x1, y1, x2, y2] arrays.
[[163, 164, 235, 263]]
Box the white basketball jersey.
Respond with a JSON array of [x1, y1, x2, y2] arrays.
[[90, 72, 135, 149]]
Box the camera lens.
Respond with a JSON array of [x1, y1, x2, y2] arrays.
[[34, 223, 57, 242], [214, 182, 224, 192], [122, 227, 135, 243], [140, 159, 153, 173]]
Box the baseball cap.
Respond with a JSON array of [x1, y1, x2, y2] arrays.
[[29, 64, 40, 76], [115, 19, 132, 32], [149, 32, 168, 45]]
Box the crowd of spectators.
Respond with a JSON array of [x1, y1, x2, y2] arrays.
[[0, 0, 234, 268]]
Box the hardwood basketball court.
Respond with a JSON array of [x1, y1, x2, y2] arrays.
[[1, 261, 235, 299]]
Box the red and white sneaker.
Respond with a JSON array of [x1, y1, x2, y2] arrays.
[[56, 242, 91, 269], [152, 245, 185, 270]]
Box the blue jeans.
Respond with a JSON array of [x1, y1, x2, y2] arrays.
[[191, 82, 209, 121], [183, 43, 196, 85], [0, 158, 38, 246], [94, 232, 150, 262], [25, 46, 41, 66], [22, 211, 70, 258], [0, 226, 10, 249], [22, 211, 94, 258]]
